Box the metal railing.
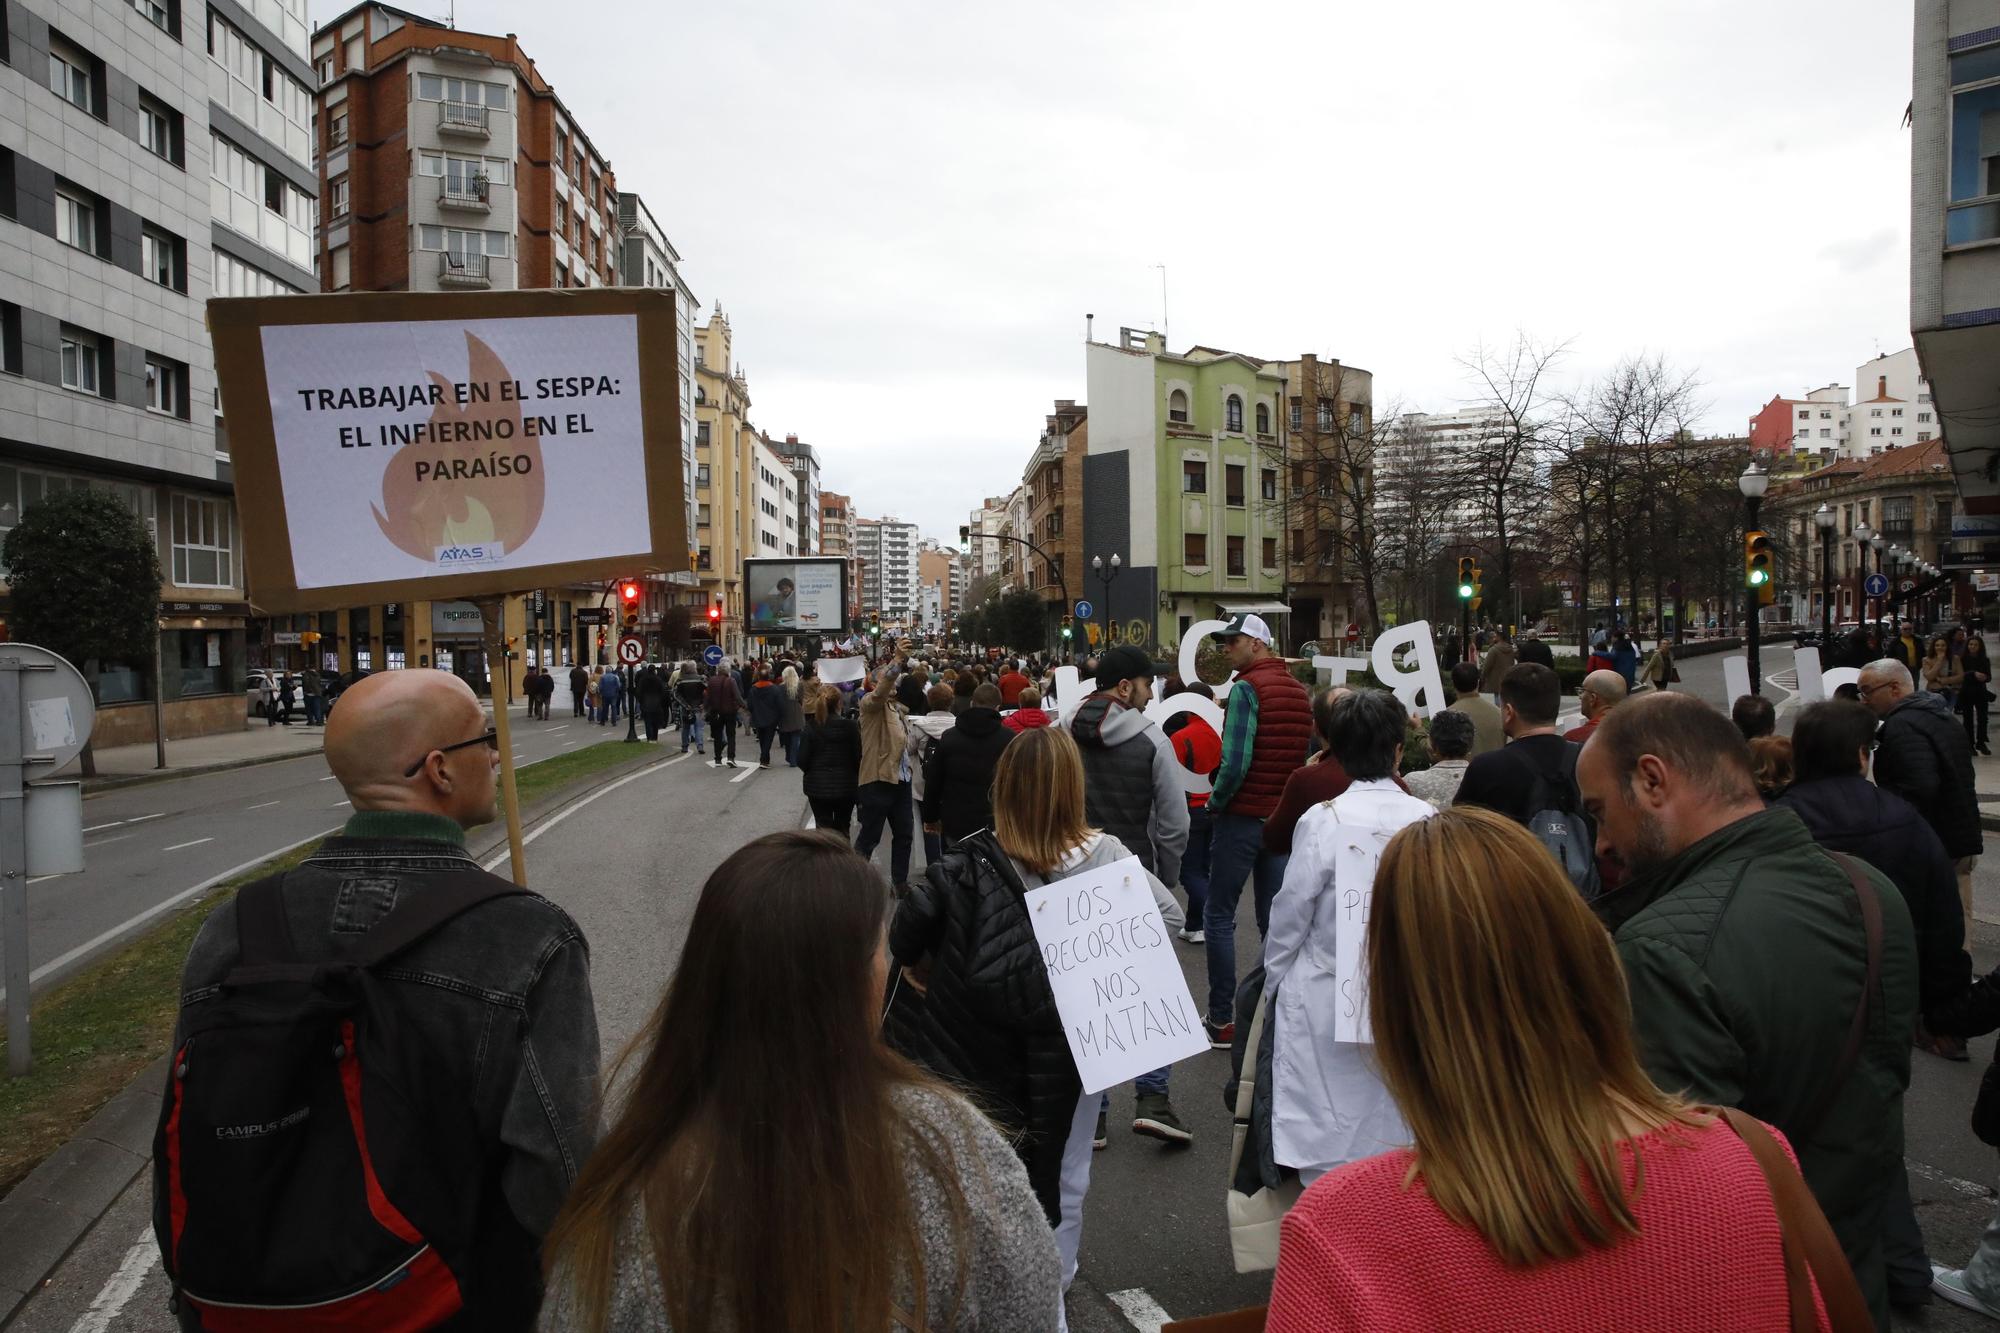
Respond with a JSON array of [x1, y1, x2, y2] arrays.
[[437, 174, 491, 210], [438, 251, 490, 286], [437, 100, 490, 135]]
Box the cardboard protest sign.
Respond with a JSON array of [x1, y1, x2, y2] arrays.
[[1025, 854, 1208, 1094], [210, 289, 685, 614], [1330, 820, 1405, 1044]]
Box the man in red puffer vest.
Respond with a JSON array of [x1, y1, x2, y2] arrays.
[[1200, 613, 1311, 1048]]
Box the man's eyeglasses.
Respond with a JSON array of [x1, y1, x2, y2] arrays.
[[403, 729, 499, 778], [1856, 681, 1890, 698]]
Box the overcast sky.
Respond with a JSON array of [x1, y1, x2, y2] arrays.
[[333, 0, 1915, 543]]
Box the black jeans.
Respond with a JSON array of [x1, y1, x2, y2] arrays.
[[755, 725, 777, 765], [572, 691, 586, 717], [809, 797, 854, 839], [709, 714, 737, 761], [1966, 697, 1990, 745], [854, 780, 914, 887]]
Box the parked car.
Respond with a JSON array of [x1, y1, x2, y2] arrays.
[[321, 669, 372, 716]]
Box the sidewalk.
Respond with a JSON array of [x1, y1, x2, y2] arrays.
[[1977, 749, 2000, 833], [51, 699, 508, 791]]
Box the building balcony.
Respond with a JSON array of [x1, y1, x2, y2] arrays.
[[437, 100, 490, 137], [438, 175, 491, 211], [438, 251, 491, 287]]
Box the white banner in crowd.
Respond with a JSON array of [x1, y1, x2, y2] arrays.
[[1025, 855, 1208, 1094], [814, 656, 867, 686]]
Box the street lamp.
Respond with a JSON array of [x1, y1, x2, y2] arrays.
[[1814, 503, 1836, 648], [1739, 461, 1769, 696], [1090, 553, 1122, 650], [1870, 532, 1887, 625]]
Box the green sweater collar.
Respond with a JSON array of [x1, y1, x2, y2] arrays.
[[339, 809, 468, 846]]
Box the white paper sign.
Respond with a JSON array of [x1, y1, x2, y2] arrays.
[[1793, 647, 1823, 703], [1025, 855, 1208, 1094], [814, 656, 866, 686], [259, 315, 650, 590], [1722, 655, 1752, 704], [28, 697, 75, 753], [1331, 819, 1405, 1044]]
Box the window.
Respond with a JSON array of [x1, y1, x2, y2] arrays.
[[171, 495, 234, 587], [1289, 400, 1302, 431], [0, 303, 18, 376], [1182, 459, 1206, 493], [328, 176, 348, 218], [1225, 394, 1244, 433], [1256, 402, 1271, 435], [696, 423, 711, 449], [554, 197, 567, 234], [48, 34, 96, 113], [554, 263, 567, 288], [1919, 431, 1934, 442], [1820, 428, 1832, 438], [697, 502, 711, 527], [1291, 527, 1306, 561], [416, 225, 508, 258], [1184, 532, 1207, 567], [1870, 426, 1883, 436], [129, 0, 175, 36], [1225, 463, 1245, 506], [315, 55, 333, 82], [139, 95, 183, 165], [1317, 398, 1334, 432], [1891, 407, 1904, 417], [328, 111, 347, 147], [1226, 535, 1246, 577], [1262, 537, 1277, 568], [145, 355, 188, 417], [1892, 426, 1904, 435], [1948, 72, 2000, 242], [213, 250, 299, 297], [1870, 408, 1882, 417], [1261, 468, 1277, 501], [56, 185, 99, 253], [59, 326, 104, 394], [415, 73, 506, 107], [1919, 411, 1933, 423], [1168, 387, 1188, 424], [142, 226, 185, 290], [1820, 410, 1832, 419]]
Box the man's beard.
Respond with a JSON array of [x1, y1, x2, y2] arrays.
[[1621, 805, 1673, 877]]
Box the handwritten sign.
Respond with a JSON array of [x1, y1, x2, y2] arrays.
[[1025, 855, 1208, 1093]]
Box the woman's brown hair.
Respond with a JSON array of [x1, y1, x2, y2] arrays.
[[989, 726, 1094, 875], [1748, 734, 1793, 798], [801, 681, 829, 723], [542, 831, 968, 1330], [1367, 808, 1696, 1266]]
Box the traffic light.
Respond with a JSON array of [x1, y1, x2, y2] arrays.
[[1061, 615, 1073, 641], [1456, 557, 1476, 601], [959, 525, 970, 545], [707, 599, 722, 631], [619, 579, 641, 630], [1745, 531, 1775, 606], [1470, 563, 1484, 613]]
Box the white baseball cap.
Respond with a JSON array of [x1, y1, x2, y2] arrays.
[[1216, 613, 1274, 645]]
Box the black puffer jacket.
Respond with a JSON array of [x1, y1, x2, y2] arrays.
[[921, 708, 1014, 843], [1873, 691, 1983, 858], [1777, 774, 1970, 1018], [796, 715, 861, 802], [747, 680, 784, 729], [886, 832, 1079, 1225]]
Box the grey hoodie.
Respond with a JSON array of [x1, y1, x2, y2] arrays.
[[1067, 695, 1189, 889]]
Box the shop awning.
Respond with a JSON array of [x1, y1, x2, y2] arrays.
[[1216, 600, 1292, 617]]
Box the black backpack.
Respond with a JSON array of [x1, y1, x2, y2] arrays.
[[1525, 743, 1602, 900], [154, 870, 524, 1331]]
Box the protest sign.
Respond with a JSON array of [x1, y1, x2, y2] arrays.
[[1025, 854, 1208, 1094], [210, 288, 685, 614], [815, 656, 867, 686]]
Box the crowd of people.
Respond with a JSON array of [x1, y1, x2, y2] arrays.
[[151, 613, 2000, 1332]]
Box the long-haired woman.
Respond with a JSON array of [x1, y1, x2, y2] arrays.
[[542, 832, 1058, 1332], [1267, 807, 1859, 1332], [890, 726, 1180, 1326]]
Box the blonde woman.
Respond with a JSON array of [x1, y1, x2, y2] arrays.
[[778, 663, 806, 765], [890, 727, 1180, 1330], [1924, 635, 1963, 709], [1267, 808, 1866, 1331]]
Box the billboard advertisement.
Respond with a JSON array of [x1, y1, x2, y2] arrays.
[[745, 557, 848, 635], [210, 288, 685, 613]]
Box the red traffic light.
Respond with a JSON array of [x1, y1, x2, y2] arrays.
[[618, 579, 641, 604], [707, 601, 722, 624]]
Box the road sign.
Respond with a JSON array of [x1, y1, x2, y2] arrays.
[[1075, 599, 1093, 620], [617, 635, 645, 665], [576, 607, 610, 625], [703, 643, 725, 667], [1864, 573, 1890, 598], [1900, 578, 1917, 593]]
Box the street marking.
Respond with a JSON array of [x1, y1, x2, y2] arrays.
[[479, 755, 683, 872], [82, 820, 124, 833], [1108, 1288, 1172, 1333], [319, 774, 338, 781], [247, 800, 280, 810], [126, 813, 164, 824], [0, 826, 340, 1007], [67, 1222, 159, 1333], [731, 765, 758, 783], [163, 838, 214, 852], [1909, 1159, 1995, 1198], [83, 833, 134, 848], [332, 799, 352, 808], [560, 740, 580, 749], [540, 726, 566, 732]]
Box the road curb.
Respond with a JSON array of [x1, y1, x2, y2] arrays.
[[0, 1054, 163, 1327], [78, 744, 326, 797], [0, 743, 671, 1323]]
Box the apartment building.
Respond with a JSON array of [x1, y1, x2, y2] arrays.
[[752, 436, 796, 559], [1746, 347, 1941, 477], [1269, 353, 1372, 646], [766, 431, 820, 556], [1021, 401, 1086, 621], [694, 308, 756, 653], [854, 515, 918, 626], [0, 0, 317, 743], [966, 494, 1007, 584], [820, 489, 860, 622]]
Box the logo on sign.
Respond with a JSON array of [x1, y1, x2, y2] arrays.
[[435, 541, 507, 568]]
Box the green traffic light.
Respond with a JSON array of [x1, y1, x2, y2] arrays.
[[1458, 583, 1475, 599], [1748, 569, 1769, 586]]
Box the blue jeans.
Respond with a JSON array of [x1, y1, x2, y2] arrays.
[[680, 710, 704, 750], [1205, 811, 1282, 1025], [783, 730, 801, 766], [1100, 1065, 1171, 1113], [1181, 805, 1212, 929]]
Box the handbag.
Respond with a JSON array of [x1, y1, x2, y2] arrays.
[[1720, 1108, 1874, 1331], [1225, 987, 1303, 1273]]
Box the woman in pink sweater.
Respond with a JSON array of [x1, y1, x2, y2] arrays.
[[1268, 808, 1861, 1333]]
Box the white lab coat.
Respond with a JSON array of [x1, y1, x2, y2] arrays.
[[1264, 778, 1433, 1183]]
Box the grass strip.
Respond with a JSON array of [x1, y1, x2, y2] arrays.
[[0, 740, 650, 1196]]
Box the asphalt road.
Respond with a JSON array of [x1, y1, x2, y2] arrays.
[[22, 647, 2000, 1332], [3, 704, 613, 1006]]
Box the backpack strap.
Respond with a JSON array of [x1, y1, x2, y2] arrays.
[[233, 872, 302, 967], [1791, 853, 1883, 1144], [343, 869, 531, 969]]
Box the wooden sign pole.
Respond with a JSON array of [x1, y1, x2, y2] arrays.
[[479, 598, 528, 887]]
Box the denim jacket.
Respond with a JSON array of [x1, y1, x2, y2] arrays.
[[165, 811, 600, 1325]]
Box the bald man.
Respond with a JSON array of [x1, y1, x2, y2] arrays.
[[158, 670, 598, 1329], [1863, 657, 1983, 921], [1564, 668, 1628, 744]]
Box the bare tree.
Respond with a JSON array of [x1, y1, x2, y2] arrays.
[[1456, 336, 1568, 627], [1372, 412, 1457, 626]]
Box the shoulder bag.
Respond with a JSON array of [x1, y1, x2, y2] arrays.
[[1721, 1108, 1874, 1331], [1224, 985, 1302, 1273]]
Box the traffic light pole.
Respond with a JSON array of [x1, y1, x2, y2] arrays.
[[1745, 494, 1762, 697], [960, 529, 1070, 656]]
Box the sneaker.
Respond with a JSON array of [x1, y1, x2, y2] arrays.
[[1132, 1093, 1193, 1145], [726, 759, 737, 768], [1933, 1266, 2000, 1318], [1092, 1112, 1108, 1151], [761, 761, 771, 770], [1203, 1016, 1235, 1050], [1178, 927, 1206, 944]]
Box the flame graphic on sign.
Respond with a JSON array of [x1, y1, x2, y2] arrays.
[[370, 333, 545, 561]]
